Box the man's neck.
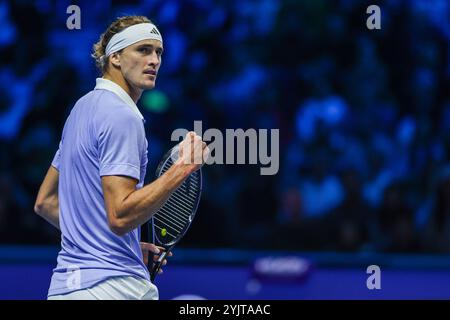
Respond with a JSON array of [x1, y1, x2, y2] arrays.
[[103, 72, 142, 103]]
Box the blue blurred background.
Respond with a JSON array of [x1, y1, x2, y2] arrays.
[[1, 0, 450, 299]]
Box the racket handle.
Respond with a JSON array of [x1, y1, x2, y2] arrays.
[[150, 250, 169, 282]]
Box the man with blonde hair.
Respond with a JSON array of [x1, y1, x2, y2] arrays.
[[35, 16, 208, 300]]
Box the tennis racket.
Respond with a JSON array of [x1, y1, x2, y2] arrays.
[[147, 145, 202, 282]]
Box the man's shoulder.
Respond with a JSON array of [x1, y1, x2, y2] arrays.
[[84, 88, 127, 109], [88, 89, 139, 123]]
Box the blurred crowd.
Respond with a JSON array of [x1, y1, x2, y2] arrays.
[[0, 0, 449, 253]]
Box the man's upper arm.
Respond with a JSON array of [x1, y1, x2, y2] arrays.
[[96, 108, 145, 231], [101, 175, 138, 230]]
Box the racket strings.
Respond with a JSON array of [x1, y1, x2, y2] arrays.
[[165, 192, 196, 215], [153, 209, 184, 230], [153, 161, 201, 246]]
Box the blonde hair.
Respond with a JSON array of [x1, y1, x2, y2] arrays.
[[92, 15, 152, 74]]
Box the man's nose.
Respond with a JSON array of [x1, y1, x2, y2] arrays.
[[148, 52, 160, 67]]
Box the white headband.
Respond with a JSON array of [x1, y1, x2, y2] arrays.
[[105, 23, 163, 57]]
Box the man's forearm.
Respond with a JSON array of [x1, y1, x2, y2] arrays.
[[35, 196, 60, 230], [113, 161, 192, 234]]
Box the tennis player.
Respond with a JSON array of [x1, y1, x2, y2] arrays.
[[34, 16, 208, 300]]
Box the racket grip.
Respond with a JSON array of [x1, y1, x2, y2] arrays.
[[150, 250, 169, 282]]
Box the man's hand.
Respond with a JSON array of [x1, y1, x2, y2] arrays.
[[176, 132, 210, 174], [140, 242, 173, 274]]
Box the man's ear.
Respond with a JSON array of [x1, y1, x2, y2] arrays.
[[109, 52, 121, 68]]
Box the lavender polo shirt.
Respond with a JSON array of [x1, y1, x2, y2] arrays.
[[48, 78, 150, 296]]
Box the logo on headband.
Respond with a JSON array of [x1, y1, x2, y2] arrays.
[[150, 27, 160, 35]]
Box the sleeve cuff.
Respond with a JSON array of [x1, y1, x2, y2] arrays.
[[99, 163, 140, 181]]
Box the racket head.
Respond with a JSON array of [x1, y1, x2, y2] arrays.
[[151, 145, 202, 247]]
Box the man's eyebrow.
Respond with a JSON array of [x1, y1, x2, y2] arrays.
[[137, 44, 164, 51]]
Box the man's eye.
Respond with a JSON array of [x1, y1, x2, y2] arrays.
[[139, 48, 150, 53]]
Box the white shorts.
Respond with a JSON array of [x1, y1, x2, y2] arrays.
[[47, 276, 159, 300]]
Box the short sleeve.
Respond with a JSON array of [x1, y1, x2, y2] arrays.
[[51, 141, 62, 171], [97, 110, 145, 181]]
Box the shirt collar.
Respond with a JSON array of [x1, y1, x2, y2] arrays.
[[94, 78, 144, 120]]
